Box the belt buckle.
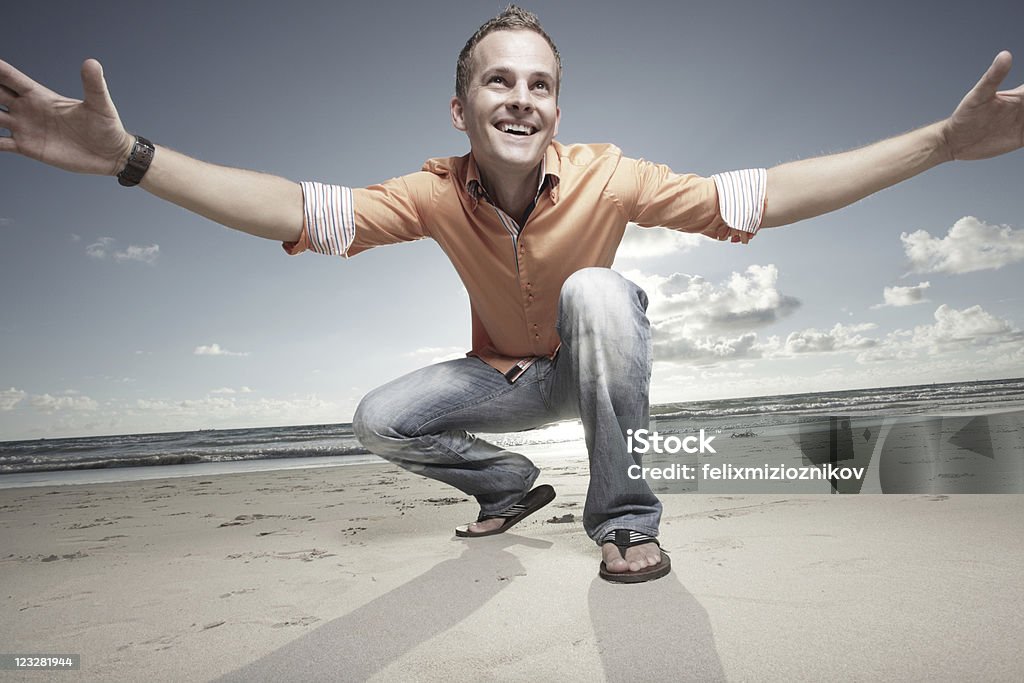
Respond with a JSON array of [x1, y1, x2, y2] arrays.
[[503, 358, 536, 383]]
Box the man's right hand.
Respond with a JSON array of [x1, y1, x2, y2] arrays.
[[1, 57, 305, 244], [0, 58, 135, 176]]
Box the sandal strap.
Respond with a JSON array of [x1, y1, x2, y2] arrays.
[[477, 501, 530, 522], [600, 529, 662, 550]]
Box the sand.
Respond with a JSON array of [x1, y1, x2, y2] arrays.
[[1, 442, 1022, 682]]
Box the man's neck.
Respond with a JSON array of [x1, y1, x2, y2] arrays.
[[477, 163, 542, 224]]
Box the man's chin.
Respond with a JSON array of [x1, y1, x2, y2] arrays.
[[493, 147, 545, 171]]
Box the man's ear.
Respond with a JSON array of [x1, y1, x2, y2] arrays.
[[451, 96, 467, 132]]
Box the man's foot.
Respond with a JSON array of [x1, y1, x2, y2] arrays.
[[454, 484, 556, 538], [600, 541, 663, 574], [599, 529, 672, 583], [463, 517, 507, 535]]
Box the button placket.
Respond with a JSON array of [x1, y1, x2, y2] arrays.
[[518, 242, 543, 350]]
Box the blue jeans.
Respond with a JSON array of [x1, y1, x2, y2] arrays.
[[352, 268, 662, 543]]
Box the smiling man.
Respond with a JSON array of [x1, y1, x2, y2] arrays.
[[1, 5, 1022, 583]]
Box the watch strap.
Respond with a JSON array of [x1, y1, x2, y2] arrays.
[[117, 135, 155, 187]]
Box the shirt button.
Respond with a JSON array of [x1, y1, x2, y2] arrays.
[[528, 294, 534, 302]]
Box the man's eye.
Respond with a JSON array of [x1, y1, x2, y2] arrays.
[[533, 82, 548, 90], [489, 76, 505, 84]]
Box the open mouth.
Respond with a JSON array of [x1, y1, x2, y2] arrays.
[[495, 121, 537, 137]]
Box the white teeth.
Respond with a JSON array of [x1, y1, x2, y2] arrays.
[[498, 122, 535, 135]]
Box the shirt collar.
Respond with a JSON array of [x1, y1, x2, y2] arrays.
[[465, 143, 561, 210]]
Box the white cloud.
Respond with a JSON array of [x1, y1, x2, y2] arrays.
[[29, 393, 99, 414], [210, 386, 255, 395], [131, 393, 340, 426], [403, 346, 465, 364], [1, 387, 27, 411], [855, 345, 918, 364], [654, 331, 767, 364], [628, 264, 800, 334], [114, 244, 160, 264], [3, 388, 102, 416], [783, 323, 879, 354], [623, 265, 800, 365], [901, 217, 1024, 274], [194, 343, 249, 357], [85, 237, 114, 259], [1, 387, 360, 439], [911, 304, 1022, 351], [613, 223, 703, 262], [854, 304, 1022, 363], [874, 281, 931, 308], [86, 236, 160, 264]]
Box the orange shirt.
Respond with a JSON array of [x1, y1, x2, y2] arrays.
[[284, 141, 763, 377]]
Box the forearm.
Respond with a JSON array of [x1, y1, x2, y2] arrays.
[[134, 144, 303, 243], [761, 120, 953, 228]]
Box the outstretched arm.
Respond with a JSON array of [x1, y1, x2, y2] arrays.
[[0, 58, 302, 243], [761, 51, 1023, 228]]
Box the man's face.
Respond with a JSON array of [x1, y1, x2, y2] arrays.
[[451, 30, 561, 179]]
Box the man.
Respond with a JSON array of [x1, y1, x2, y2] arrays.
[[1, 5, 1021, 582]]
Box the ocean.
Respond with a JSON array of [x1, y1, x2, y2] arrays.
[[2, 377, 1022, 489]]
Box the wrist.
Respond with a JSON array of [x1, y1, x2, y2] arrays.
[[116, 135, 155, 187], [934, 119, 956, 164], [115, 134, 136, 175]]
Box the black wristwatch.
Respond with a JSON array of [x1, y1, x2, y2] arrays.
[[117, 135, 155, 187]]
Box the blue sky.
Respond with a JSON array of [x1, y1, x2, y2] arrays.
[[2, 0, 1023, 439]]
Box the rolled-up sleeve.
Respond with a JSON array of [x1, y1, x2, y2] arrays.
[[711, 168, 766, 236], [282, 174, 434, 257], [281, 182, 356, 256], [613, 157, 766, 245]]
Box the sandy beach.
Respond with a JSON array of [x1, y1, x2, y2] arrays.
[[1, 441, 1023, 682]]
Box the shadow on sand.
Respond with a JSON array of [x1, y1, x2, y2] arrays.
[[588, 561, 726, 681], [215, 534, 549, 682]]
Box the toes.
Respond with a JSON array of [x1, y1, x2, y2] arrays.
[[625, 544, 661, 572], [602, 542, 662, 573], [467, 518, 505, 534], [605, 555, 629, 572], [601, 545, 629, 572]]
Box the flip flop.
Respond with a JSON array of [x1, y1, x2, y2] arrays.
[[599, 529, 672, 583], [454, 484, 556, 538]]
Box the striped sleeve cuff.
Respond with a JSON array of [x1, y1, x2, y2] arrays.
[[711, 168, 766, 235], [299, 181, 356, 256]]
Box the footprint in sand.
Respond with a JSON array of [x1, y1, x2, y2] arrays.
[[272, 616, 320, 628], [40, 551, 89, 562]]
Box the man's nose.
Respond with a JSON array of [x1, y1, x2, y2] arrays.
[[506, 81, 533, 111]]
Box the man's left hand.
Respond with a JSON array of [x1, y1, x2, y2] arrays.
[[944, 51, 1024, 161]]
